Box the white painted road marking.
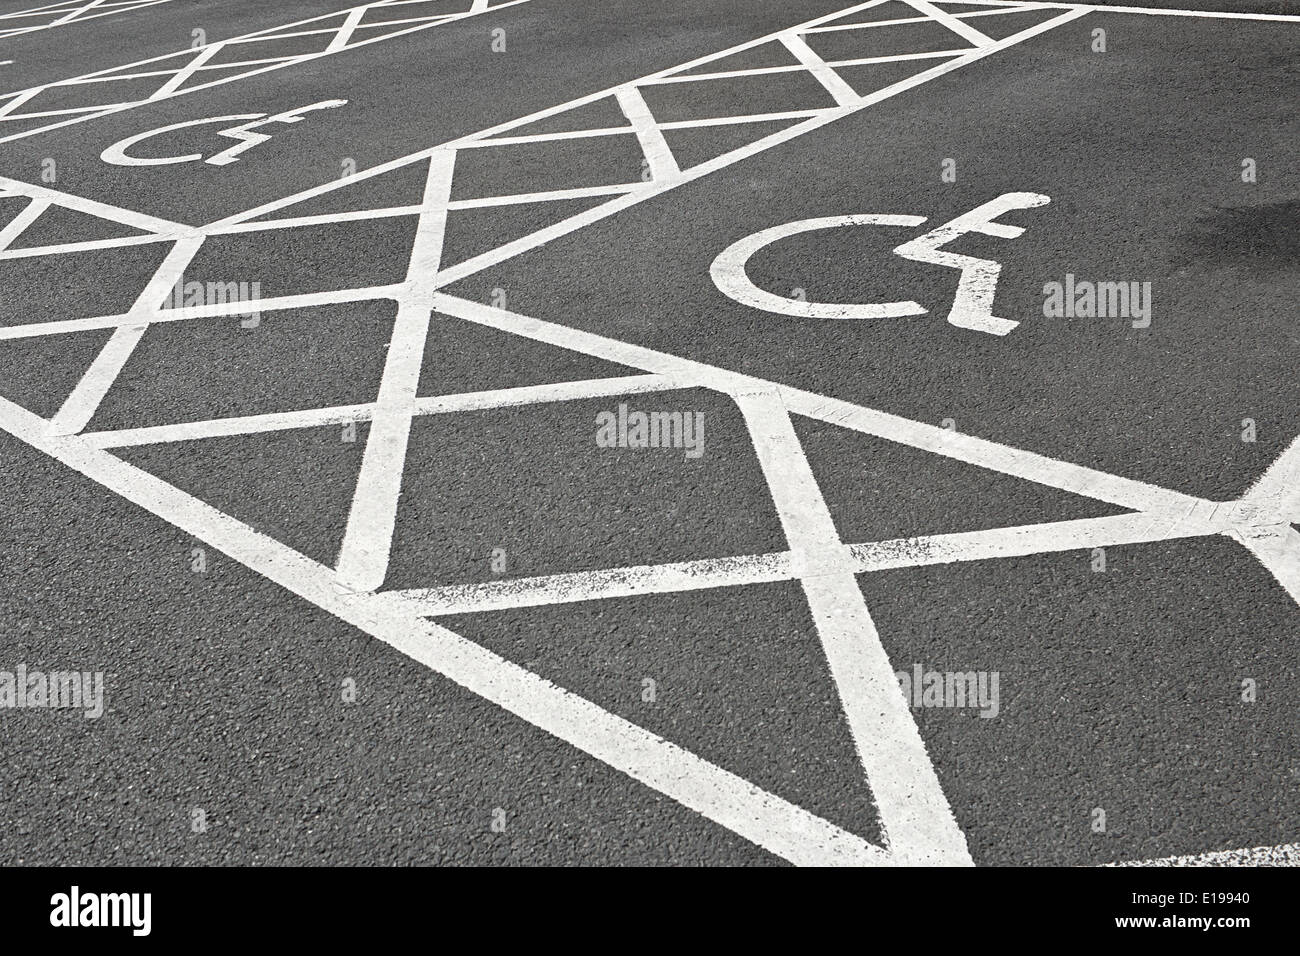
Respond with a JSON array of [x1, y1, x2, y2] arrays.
[[100, 100, 347, 167], [711, 193, 1050, 334], [0, 0, 1296, 866]]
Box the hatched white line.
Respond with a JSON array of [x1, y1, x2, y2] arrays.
[[735, 389, 972, 866], [0, 0, 537, 144], [0, 0, 1294, 868], [412, 373, 679, 414], [427, 8, 1092, 289], [0, 391, 887, 868], [404, 553, 798, 616], [335, 152, 455, 592], [81, 404, 374, 448], [433, 292, 1196, 518]]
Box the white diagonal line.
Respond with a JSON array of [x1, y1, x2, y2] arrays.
[[905, 0, 995, 45], [1232, 524, 1300, 607], [0, 173, 185, 236], [399, 511, 1228, 616], [615, 86, 681, 184], [326, 7, 366, 52], [433, 291, 1197, 517], [335, 151, 455, 592], [779, 33, 861, 107], [0, 89, 42, 118], [942, 0, 1300, 21], [149, 42, 226, 99], [0, 197, 48, 250], [51, 0, 112, 25], [1240, 434, 1300, 521], [446, 183, 638, 209], [0, 285, 404, 341], [48, 234, 204, 436], [81, 375, 677, 448]]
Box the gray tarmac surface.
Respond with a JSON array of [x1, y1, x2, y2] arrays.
[[0, 0, 1297, 866]]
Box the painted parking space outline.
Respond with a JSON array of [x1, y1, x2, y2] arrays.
[[0, 0, 1297, 866]]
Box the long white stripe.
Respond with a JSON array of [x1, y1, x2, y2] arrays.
[[81, 375, 678, 449], [335, 151, 455, 592], [399, 509, 1231, 616], [1110, 843, 1300, 867], [947, 0, 1300, 21], [404, 552, 796, 615]]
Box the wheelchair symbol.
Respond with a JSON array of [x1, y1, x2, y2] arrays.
[[709, 192, 1050, 336], [101, 99, 347, 168]]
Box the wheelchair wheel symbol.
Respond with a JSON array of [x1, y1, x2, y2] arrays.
[[710, 192, 1050, 337]]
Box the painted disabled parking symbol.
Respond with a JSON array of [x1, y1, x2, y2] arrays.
[[710, 192, 1050, 336], [100, 99, 347, 168]]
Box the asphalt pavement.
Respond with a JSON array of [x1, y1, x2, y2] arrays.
[[0, 0, 1297, 867]]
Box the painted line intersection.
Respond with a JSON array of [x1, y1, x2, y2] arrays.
[[0, 0, 1297, 866]]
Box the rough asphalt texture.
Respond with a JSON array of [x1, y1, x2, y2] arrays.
[[0, 0, 1296, 866]]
